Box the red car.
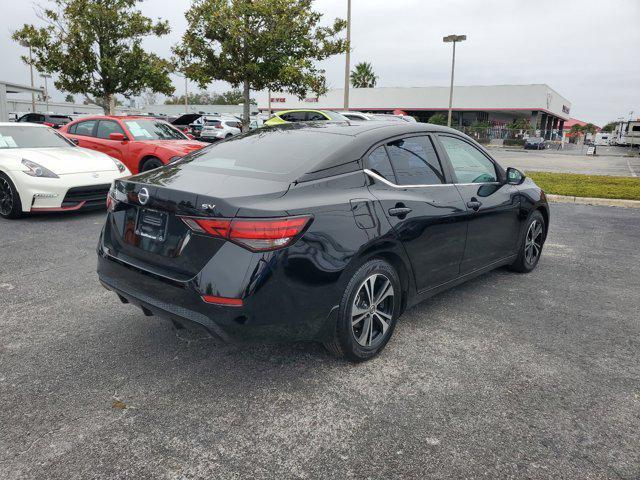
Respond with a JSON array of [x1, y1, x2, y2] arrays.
[[59, 116, 208, 174]]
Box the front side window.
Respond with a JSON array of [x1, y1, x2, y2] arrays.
[[74, 120, 97, 137], [366, 146, 396, 183], [439, 135, 498, 184], [123, 120, 187, 140], [386, 136, 445, 185], [96, 120, 126, 139]]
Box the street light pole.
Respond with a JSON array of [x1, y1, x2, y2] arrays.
[[41, 74, 51, 113], [443, 34, 466, 127], [343, 0, 352, 110]]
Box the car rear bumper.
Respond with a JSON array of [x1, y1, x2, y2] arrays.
[[96, 241, 339, 344]]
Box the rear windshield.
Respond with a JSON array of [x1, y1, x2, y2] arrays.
[[48, 115, 72, 125], [179, 127, 353, 181]]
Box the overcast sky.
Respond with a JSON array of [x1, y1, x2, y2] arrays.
[[2, 0, 639, 125]]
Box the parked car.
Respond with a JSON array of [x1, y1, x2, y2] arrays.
[[98, 122, 549, 361], [339, 112, 412, 123], [59, 116, 208, 174], [0, 123, 130, 219], [199, 117, 243, 142], [16, 113, 73, 129], [168, 113, 202, 136], [524, 137, 546, 150], [264, 109, 349, 126]]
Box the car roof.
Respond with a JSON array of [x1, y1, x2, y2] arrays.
[[275, 109, 329, 115], [253, 122, 464, 181]]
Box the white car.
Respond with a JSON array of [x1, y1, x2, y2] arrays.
[[340, 111, 417, 123], [0, 123, 130, 219], [199, 117, 243, 142]]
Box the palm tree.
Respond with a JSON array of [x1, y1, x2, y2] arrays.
[[350, 62, 378, 88]]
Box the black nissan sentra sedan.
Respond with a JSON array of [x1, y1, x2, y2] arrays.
[[98, 122, 548, 362]]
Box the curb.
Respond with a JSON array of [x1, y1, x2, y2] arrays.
[[547, 194, 640, 209]]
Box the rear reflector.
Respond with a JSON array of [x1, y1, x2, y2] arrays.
[[180, 215, 312, 252], [202, 295, 243, 307]]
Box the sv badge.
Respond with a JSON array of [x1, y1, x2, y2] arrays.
[[201, 203, 216, 210]]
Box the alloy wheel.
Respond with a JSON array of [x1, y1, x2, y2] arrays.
[[525, 219, 543, 265], [351, 273, 395, 348], [0, 176, 14, 216]]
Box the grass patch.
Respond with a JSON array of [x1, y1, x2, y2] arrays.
[[526, 171, 640, 201]]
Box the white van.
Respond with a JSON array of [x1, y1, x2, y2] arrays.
[[594, 132, 612, 146]]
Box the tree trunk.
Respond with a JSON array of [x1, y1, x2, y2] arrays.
[[100, 94, 112, 115], [242, 80, 250, 132]]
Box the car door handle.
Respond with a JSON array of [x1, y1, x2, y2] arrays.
[[388, 207, 412, 217], [467, 200, 482, 211]]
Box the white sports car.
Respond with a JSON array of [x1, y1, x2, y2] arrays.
[[0, 123, 130, 219]]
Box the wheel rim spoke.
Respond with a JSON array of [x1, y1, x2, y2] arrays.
[[351, 272, 395, 347], [525, 220, 544, 264]]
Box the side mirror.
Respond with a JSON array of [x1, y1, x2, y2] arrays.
[[109, 132, 126, 142], [70, 138, 79, 146], [506, 167, 525, 185]]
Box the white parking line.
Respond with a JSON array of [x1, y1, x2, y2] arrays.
[[627, 158, 637, 177]]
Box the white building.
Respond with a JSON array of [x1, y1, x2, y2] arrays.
[[257, 83, 572, 134]]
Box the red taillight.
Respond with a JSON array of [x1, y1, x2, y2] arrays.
[[180, 216, 312, 251], [215, 123, 223, 129], [201, 295, 243, 306], [106, 195, 113, 210], [43, 122, 55, 127]]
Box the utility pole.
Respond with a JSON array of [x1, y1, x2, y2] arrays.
[[41, 74, 51, 113], [185, 75, 189, 113], [443, 34, 466, 127], [343, 0, 352, 110], [267, 89, 272, 116], [20, 41, 37, 113]]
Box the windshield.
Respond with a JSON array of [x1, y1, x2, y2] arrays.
[[0, 125, 74, 149], [123, 119, 187, 140]]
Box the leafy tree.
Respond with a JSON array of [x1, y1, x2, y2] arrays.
[[12, 0, 175, 114], [165, 89, 256, 106], [583, 123, 597, 135], [64, 94, 75, 103], [601, 122, 617, 133], [507, 117, 531, 130], [428, 113, 447, 125], [174, 0, 347, 128], [350, 62, 378, 88]]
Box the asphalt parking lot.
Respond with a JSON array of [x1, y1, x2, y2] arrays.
[[1, 204, 639, 479], [491, 148, 640, 177]]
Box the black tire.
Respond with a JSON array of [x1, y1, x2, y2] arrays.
[[0, 172, 24, 220], [510, 210, 546, 273], [140, 157, 164, 172], [324, 259, 401, 362], [225, 134, 233, 139]]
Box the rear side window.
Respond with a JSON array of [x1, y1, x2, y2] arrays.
[[366, 146, 396, 183], [386, 136, 445, 185], [225, 121, 241, 128], [74, 120, 97, 137], [307, 112, 327, 121], [439, 135, 498, 184], [96, 120, 125, 139], [280, 111, 307, 122]]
